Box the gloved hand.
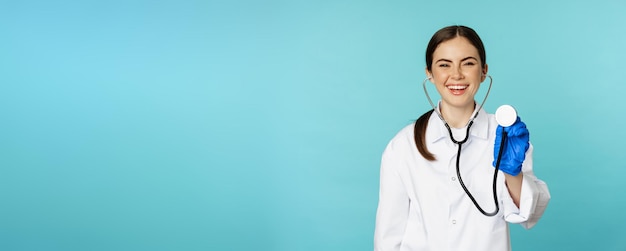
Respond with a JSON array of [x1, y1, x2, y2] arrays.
[[493, 117, 530, 176]]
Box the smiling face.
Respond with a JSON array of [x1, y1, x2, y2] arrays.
[[426, 36, 488, 111]]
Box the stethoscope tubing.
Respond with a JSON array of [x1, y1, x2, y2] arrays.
[[422, 75, 502, 217]]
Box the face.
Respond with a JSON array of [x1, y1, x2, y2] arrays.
[[426, 36, 488, 110]]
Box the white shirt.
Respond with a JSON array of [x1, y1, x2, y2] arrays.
[[374, 108, 550, 251]]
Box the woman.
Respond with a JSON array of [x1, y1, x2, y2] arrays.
[[374, 25, 550, 251]]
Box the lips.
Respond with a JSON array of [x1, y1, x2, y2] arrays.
[[447, 84, 469, 95], [447, 85, 468, 90]]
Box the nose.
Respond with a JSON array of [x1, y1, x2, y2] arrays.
[[451, 65, 464, 80]]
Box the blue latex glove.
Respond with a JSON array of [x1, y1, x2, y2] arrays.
[[493, 117, 530, 176]]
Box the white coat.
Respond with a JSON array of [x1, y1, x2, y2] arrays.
[[374, 107, 550, 251]]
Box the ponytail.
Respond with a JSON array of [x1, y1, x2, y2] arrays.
[[414, 109, 436, 161]]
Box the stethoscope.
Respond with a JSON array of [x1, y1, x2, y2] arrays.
[[422, 75, 514, 217]]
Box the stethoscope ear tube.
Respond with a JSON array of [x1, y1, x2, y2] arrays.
[[422, 75, 493, 127]]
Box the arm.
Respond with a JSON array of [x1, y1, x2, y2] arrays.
[[504, 173, 523, 207], [494, 118, 551, 228], [501, 144, 551, 229], [374, 143, 409, 251]]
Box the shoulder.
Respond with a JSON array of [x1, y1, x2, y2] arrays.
[[382, 123, 416, 157], [474, 108, 498, 138], [477, 108, 496, 123], [390, 123, 415, 144]]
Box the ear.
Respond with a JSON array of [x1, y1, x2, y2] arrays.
[[481, 64, 489, 82], [425, 67, 432, 79]]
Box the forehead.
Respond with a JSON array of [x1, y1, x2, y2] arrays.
[[432, 36, 480, 60]]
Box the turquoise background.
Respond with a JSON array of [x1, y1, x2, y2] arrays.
[[1, 0, 625, 250]]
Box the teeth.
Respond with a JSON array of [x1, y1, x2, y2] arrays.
[[448, 85, 467, 90]]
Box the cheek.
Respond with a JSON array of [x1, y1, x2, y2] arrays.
[[431, 71, 449, 84], [432, 77, 447, 87]]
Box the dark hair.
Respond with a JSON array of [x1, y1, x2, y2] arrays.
[[425, 25, 486, 72], [415, 25, 486, 161]]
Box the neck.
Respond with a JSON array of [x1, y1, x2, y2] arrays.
[[440, 102, 476, 128]]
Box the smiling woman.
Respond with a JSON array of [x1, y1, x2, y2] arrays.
[[429, 36, 487, 127], [373, 25, 551, 251]]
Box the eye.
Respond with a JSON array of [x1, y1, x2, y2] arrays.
[[463, 61, 476, 66], [438, 63, 450, 68]]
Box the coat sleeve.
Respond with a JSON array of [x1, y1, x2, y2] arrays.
[[374, 141, 410, 251], [500, 144, 551, 229]]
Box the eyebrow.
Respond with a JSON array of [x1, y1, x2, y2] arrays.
[[435, 56, 479, 63]]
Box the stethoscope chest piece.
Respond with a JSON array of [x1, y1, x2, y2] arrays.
[[495, 105, 517, 127]]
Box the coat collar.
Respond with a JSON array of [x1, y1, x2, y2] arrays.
[[426, 103, 491, 143]]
